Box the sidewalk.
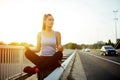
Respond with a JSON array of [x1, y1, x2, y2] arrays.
[[68, 52, 87, 80]]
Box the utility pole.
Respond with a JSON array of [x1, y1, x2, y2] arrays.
[[113, 9, 119, 43]]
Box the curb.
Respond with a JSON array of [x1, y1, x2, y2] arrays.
[[69, 52, 87, 80]]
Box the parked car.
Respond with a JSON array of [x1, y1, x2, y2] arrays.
[[100, 45, 118, 56]]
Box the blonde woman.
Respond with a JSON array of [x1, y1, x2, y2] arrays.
[[23, 14, 63, 79]]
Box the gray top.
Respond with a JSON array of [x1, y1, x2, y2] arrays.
[[40, 31, 56, 56]]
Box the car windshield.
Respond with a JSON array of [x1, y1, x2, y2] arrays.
[[105, 46, 114, 49]]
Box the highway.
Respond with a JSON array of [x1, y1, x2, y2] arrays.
[[78, 49, 120, 80]]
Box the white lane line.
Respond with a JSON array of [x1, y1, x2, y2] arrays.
[[88, 53, 120, 66]]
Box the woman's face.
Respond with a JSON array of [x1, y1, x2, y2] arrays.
[[45, 15, 54, 28]]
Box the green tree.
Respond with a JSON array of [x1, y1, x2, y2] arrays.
[[105, 39, 114, 47]]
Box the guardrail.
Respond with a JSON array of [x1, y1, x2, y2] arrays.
[[0, 45, 25, 80], [44, 50, 76, 80]]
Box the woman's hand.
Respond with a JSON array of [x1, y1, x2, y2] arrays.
[[23, 44, 30, 52], [58, 45, 64, 51]]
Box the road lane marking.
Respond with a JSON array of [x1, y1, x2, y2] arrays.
[[88, 53, 120, 66]]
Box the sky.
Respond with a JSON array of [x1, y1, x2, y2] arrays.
[[0, 0, 120, 45]]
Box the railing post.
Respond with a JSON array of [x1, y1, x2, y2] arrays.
[[0, 45, 25, 80]]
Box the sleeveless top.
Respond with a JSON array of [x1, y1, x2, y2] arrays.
[[40, 31, 56, 56]]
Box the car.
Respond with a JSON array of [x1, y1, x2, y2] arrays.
[[100, 45, 118, 56], [85, 48, 90, 52]]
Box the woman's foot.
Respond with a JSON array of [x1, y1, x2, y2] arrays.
[[23, 66, 39, 75], [33, 66, 39, 73]]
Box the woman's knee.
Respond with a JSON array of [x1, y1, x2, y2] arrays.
[[25, 49, 33, 58], [54, 51, 63, 60]]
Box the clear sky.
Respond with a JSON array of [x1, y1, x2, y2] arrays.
[[0, 0, 120, 45]]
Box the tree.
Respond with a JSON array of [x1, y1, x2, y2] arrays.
[[63, 42, 78, 49], [8, 42, 19, 45], [0, 41, 6, 45], [105, 39, 114, 47]]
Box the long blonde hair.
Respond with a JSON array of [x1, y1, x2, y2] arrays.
[[42, 14, 53, 31]]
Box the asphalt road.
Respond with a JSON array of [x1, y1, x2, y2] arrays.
[[78, 50, 120, 80]]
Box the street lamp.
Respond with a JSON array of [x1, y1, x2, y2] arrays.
[[113, 9, 119, 43]]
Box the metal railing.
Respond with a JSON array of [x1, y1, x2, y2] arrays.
[[44, 50, 76, 80], [0, 45, 25, 80]]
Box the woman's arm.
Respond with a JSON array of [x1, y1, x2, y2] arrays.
[[56, 31, 64, 51], [32, 32, 41, 52]]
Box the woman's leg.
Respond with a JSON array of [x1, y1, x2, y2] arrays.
[[53, 51, 63, 61], [25, 49, 63, 70], [47, 51, 63, 68], [25, 49, 54, 70]]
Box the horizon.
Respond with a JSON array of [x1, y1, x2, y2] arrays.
[[0, 39, 115, 46]]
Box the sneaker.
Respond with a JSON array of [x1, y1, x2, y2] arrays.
[[33, 66, 39, 73], [23, 66, 37, 75]]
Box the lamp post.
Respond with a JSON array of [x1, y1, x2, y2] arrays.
[[113, 9, 119, 43]]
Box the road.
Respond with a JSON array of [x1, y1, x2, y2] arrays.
[[78, 50, 120, 80]]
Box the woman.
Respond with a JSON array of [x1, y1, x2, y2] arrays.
[[24, 14, 63, 79]]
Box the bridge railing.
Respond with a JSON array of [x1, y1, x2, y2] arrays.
[[0, 45, 25, 80]]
